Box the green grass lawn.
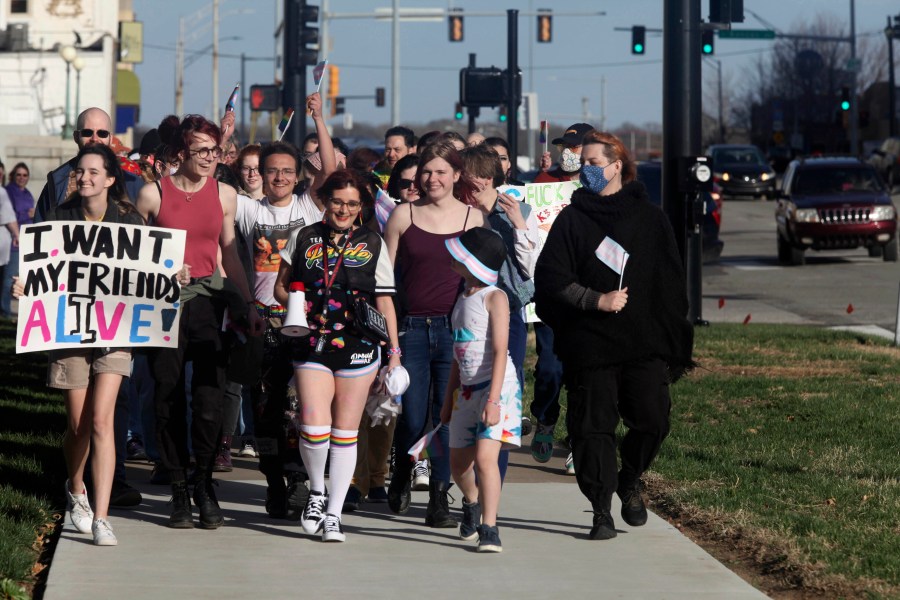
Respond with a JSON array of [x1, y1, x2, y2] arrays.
[[0, 320, 65, 599], [1, 321, 898, 597]]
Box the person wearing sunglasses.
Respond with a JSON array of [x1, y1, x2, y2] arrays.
[[385, 154, 420, 204], [35, 108, 145, 225], [32, 106, 147, 511]]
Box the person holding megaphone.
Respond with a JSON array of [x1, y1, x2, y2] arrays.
[[274, 169, 401, 543]]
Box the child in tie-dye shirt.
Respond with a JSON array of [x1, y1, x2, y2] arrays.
[[439, 228, 523, 553]]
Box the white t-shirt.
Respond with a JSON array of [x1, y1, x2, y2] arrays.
[[234, 192, 324, 306]]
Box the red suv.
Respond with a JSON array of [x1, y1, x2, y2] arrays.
[[775, 157, 898, 265]]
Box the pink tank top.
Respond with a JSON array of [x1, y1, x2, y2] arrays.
[[156, 176, 223, 278], [397, 204, 469, 316]]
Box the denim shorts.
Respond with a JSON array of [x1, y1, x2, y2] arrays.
[[47, 348, 132, 390]]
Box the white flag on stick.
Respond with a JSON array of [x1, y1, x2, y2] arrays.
[[595, 236, 629, 290]]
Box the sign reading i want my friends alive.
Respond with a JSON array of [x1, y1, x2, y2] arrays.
[[15, 222, 187, 353]]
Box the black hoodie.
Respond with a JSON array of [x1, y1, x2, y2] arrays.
[[534, 180, 694, 380]]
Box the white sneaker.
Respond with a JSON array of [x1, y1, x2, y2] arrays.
[[239, 440, 258, 458], [300, 491, 326, 534], [65, 479, 94, 534], [321, 513, 345, 542], [565, 452, 576, 476], [412, 459, 429, 491], [92, 518, 117, 546]]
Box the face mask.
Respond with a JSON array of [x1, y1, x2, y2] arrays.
[[579, 164, 610, 194], [168, 167, 178, 176], [560, 147, 581, 172]]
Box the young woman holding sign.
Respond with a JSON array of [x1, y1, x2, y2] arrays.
[[14, 144, 145, 546]]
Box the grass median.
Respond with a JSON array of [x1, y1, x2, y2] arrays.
[[1, 320, 898, 597]]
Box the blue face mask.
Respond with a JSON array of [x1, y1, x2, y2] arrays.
[[579, 164, 610, 194]]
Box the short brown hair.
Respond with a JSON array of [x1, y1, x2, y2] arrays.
[[460, 144, 504, 188], [581, 131, 636, 184]]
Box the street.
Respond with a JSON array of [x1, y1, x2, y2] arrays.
[[701, 198, 900, 332]]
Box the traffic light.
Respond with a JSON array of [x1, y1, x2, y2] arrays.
[[498, 105, 508, 122], [455, 102, 464, 120], [709, 0, 744, 24], [334, 96, 346, 115], [249, 84, 280, 112], [631, 26, 646, 55], [375, 87, 385, 107], [327, 64, 339, 98], [297, 0, 319, 67], [701, 30, 714, 54], [840, 86, 850, 111], [537, 9, 552, 43], [448, 8, 463, 42]]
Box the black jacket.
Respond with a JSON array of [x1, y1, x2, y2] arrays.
[[534, 181, 694, 380]]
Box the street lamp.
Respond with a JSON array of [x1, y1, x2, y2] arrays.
[[59, 44, 77, 138], [73, 56, 85, 123]]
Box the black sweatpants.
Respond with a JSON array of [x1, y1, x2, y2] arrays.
[[151, 295, 228, 483], [564, 358, 671, 512]]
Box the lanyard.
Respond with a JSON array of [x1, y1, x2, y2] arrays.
[[321, 228, 353, 295]]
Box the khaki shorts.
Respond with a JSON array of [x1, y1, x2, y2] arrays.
[[47, 348, 132, 390]]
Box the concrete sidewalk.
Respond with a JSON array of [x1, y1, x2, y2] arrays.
[[45, 451, 767, 600]]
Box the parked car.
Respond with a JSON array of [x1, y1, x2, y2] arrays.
[[775, 156, 898, 265], [636, 161, 724, 263], [866, 136, 900, 189], [706, 144, 777, 199]]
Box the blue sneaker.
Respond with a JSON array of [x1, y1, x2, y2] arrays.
[[477, 524, 502, 553], [459, 499, 481, 541]]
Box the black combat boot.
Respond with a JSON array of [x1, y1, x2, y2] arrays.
[[168, 480, 193, 529], [425, 480, 457, 528], [193, 477, 225, 529]]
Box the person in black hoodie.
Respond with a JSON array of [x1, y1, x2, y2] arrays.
[[534, 130, 694, 541]]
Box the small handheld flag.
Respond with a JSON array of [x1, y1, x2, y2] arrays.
[[408, 424, 445, 461], [277, 108, 295, 142], [540, 120, 549, 154], [225, 84, 240, 113], [374, 188, 397, 233], [313, 59, 328, 92], [595, 236, 629, 290]]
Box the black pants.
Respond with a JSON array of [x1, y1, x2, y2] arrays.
[[254, 328, 303, 486], [565, 358, 671, 512], [151, 296, 228, 483]]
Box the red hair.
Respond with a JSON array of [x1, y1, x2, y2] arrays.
[[582, 131, 636, 184], [157, 114, 222, 157]]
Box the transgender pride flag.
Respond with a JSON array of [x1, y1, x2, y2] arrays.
[[408, 424, 445, 461], [374, 188, 397, 233], [595, 236, 629, 290]]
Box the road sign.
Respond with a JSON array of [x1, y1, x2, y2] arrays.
[[718, 29, 775, 40]]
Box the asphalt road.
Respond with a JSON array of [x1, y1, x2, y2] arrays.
[[701, 198, 900, 331]]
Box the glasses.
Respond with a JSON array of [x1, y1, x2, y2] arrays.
[[189, 146, 222, 159], [77, 128, 111, 139], [240, 166, 260, 175], [398, 178, 415, 190], [264, 168, 297, 177], [328, 199, 362, 211]]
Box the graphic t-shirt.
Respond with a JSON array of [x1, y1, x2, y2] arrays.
[[235, 192, 323, 306]]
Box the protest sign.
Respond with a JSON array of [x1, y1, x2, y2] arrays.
[[499, 180, 580, 323], [15, 222, 187, 353]]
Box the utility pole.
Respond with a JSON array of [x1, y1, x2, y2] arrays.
[[888, 15, 898, 137], [212, 0, 220, 119], [391, 0, 400, 125], [176, 17, 185, 115], [506, 9, 519, 180], [468, 53, 478, 135], [849, 0, 858, 155]]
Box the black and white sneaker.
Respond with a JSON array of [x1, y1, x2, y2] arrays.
[[301, 490, 326, 534], [321, 513, 345, 543]]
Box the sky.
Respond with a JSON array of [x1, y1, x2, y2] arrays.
[[133, 0, 900, 136]]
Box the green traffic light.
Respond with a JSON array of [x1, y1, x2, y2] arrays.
[[634, 43, 644, 53], [702, 43, 713, 54], [840, 100, 850, 111], [455, 112, 464, 120], [499, 115, 508, 122]]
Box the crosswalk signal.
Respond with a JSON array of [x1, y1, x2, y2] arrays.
[[537, 9, 552, 43], [448, 8, 464, 42], [375, 87, 385, 107], [455, 102, 464, 120], [498, 105, 508, 123], [334, 96, 346, 115], [840, 86, 850, 111], [249, 84, 280, 112], [701, 30, 714, 55], [631, 26, 645, 55]]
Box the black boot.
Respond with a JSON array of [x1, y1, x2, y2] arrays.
[[617, 474, 648, 527], [265, 476, 287, 519], [285, 472, 309, 521], [425, 480, 457, 528], [168, 480, 193, 529], [388, 460, 412, 515], [193, 477, 225, 529]]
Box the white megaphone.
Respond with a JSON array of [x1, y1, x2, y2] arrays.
[[281, 281, 310, 337]]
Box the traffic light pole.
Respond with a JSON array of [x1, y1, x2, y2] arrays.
[[662, 0, 704, 324], [468, 53, 478, 134], [506, 9, 519, 181]]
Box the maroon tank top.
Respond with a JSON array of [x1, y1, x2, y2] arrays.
[[397, 204, 470, 316], [156, 176, 223, 278]]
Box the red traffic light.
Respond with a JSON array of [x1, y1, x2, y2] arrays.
[[249, 84, 280, 112]]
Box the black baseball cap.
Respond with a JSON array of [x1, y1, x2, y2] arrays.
[[551, 122, 595, 146]]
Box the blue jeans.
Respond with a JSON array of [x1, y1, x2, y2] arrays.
[[1, 246, 17, 316], [237, 384, 255, 437], [395, 315, 453, 484], [531, 323, 563, 426]]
